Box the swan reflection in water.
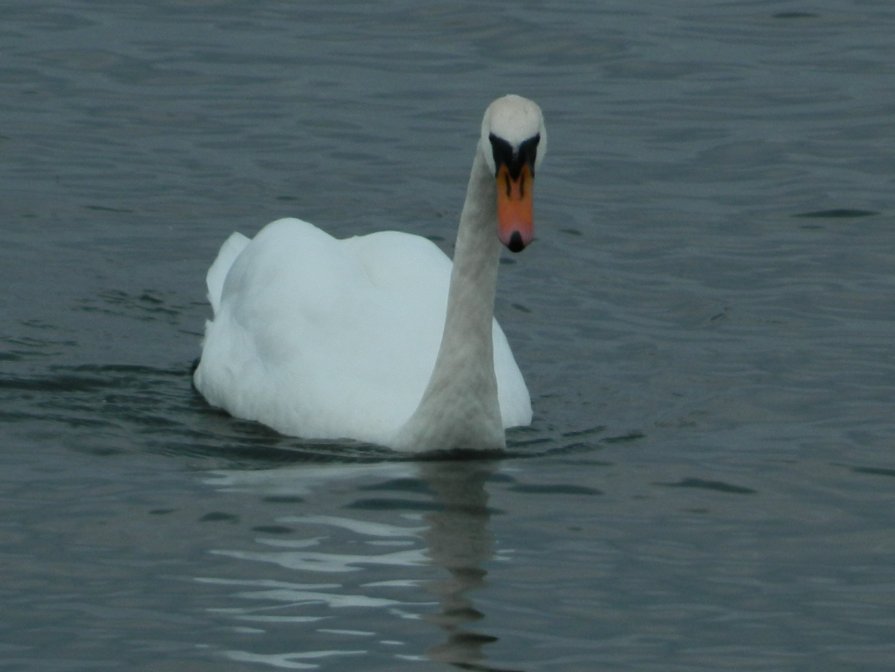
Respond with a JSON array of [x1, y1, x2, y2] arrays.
[[419, 459, 504, 669], [202, 457, 513, 670]]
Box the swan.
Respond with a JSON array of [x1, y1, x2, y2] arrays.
[[194, 94, 547, 452]]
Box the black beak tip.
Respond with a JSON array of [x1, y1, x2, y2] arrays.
[[507, 231, 526, 253]]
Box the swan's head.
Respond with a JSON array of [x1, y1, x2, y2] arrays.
[[480, 95, 547, 253]]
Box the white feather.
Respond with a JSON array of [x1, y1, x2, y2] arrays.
[[194, 95, 545, 451]]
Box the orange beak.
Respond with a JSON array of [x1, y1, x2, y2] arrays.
[[496, 163, 534, 253]]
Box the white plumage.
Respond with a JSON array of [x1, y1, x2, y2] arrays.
[[194, 95, 546, 452]]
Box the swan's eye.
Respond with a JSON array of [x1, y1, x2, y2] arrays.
[[489, 134, 514, 177], [489, 133, 540, 179], [518, 134, 540, 177]]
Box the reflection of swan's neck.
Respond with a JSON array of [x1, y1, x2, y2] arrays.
[[393, 151, 504, 452], [420, 460, 495, 665]]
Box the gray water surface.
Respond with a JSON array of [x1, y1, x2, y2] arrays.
[[2, 1, 894, 670]]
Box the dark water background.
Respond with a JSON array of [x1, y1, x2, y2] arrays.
[[2, 1, 894, 670]]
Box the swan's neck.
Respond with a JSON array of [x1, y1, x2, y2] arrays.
[[393, 150, 505, 452]]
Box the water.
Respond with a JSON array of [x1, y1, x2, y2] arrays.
[[2, 1, 894, 669]]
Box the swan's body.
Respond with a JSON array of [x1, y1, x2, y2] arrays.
[[194, 95, 546, 452]]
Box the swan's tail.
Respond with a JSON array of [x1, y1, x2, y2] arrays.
[[206, 232, 250, 315]]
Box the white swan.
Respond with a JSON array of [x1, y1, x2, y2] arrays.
[[194, 94, 547, 452]]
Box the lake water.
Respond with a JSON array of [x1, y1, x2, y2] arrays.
[[2, 1, 894, 670]]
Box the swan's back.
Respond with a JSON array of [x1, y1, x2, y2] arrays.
[[194, 218, 530, 445]]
